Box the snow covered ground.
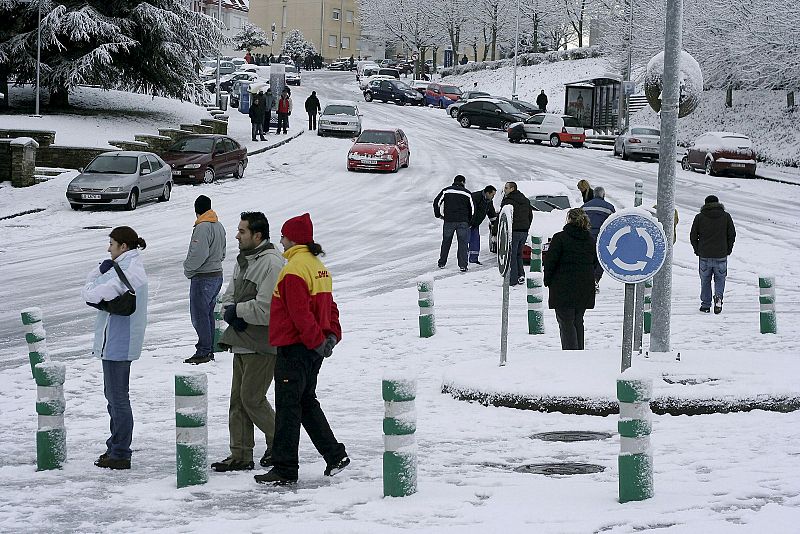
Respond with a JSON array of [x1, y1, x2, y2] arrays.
[[1, 70, 800, 532]]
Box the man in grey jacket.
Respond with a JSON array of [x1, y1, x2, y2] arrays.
[[211, 212, 285, 471], [183, 195, 226, 364]]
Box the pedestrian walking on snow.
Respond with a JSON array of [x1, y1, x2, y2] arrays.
[[468, 185, 497, 265], [536, 90, 548, 112], [277, 89, 292, 134], [500, 182, 534, 286], [690, 195, 736, 314], [82, 226, 149, 470], [305, 91, 321, 130], [249, 93, 267, 141], [433, 175, 473, 272], [581, 186, 616, 291]]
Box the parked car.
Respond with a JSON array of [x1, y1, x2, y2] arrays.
[[681, 131, 757, 177], [424, 83, 463, 108], [377, 67, 401, 79], [285, 65, 301, 86], [410, 80, 429, 95], [356, 62, 380, 81], [359, 73, 394, 91], [446, 91, 491, 118], [347, 129, 411, 172], [209, 70, 258, 93], [162, 134, 248, 184], [231, 58, 247, 68], [65, 152, 173, 211], [201, 60, 237, 79], [507, 114, 585, 147], [327, 60, 349, 71], [239, 64, 259, 73], [613, 125, 661, 160], [379, 59, 398, 68], [500, 98, 540, 116], [318, 100, 362, 137], [457, 99, 529, 131], [363, 79, 424, 106]]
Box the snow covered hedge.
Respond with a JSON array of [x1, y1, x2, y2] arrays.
[[441, 46, 605, 78]]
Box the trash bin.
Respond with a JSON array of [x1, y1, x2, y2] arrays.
[[219, 92, 229, 111], [239, 81, 252, 114]]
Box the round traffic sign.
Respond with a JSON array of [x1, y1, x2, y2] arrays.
[[411, 52, 419, 61], [596, 211, 667, 284], [497, 205, 513, 277]]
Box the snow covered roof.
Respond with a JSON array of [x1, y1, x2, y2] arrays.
[[564, 73, 623, 86]]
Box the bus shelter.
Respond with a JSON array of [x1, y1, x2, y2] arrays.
[[563, 74, 622, 134]]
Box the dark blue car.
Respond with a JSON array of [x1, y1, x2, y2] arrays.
[[363, 79, 424, 106]]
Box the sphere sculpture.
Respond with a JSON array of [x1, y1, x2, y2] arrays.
[[644, 50, 703, 118]]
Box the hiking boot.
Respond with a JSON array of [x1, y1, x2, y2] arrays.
[[211, 457, 254, 472], [438, 262, 446, 269], [518, 276, 525, 285], [95, 455, 130, 470], [699, 306, 710, 313], [254, 469, 297, 486], [324, 456, 350, 477], [460, 266, 468, 272], [713, 295, 723, 314], [259, 449, 273, 467], [184, 353, 214, 365]]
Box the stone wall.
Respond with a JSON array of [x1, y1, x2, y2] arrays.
[[0, 138, 39, 187], [0, 129, 55, 147], [36, 145, 117, 170]]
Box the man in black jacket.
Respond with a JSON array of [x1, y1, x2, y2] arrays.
[[433, 175, 473, 272], [468, 185, 497, 265], [500, 182, 534, 286], [689, 195, 736, 314], [305, 91, 321, 130], [536, 90, 548, 112]]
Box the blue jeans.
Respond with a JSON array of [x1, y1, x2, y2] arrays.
[[103, 359, 133, 460], [699, 257, 727, 307], [468, 227, 481, 263], [190, 275, 223, 356], [510, 231, 527, 284], [439, 221, 469, 269]]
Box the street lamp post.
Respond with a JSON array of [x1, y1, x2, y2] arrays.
[[511, 0, 520, 100], [624, 0, 634, 130], [215, 0, 222, 107], [34, 0, 42, 116]]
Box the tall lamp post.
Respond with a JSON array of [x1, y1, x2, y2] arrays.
[[215, 0, 222, 107], [624, 0, 634, 130], [511, 0, 520, 100], [34, 0, 42, 117]]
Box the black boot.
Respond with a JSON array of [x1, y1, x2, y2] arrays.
[[211, 457, 254, 472], [95, 455, 131, 470], [260, 448, 273, 467], [254, 469, 297, 485]]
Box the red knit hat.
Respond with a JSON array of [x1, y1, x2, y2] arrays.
[[281, 213, 314, 245]]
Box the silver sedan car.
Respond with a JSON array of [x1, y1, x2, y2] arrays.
[[614, 125, 661, 160], [66, 151, 173, 211]]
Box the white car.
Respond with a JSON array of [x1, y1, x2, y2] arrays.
[[614, 125, 661, 160], [359, 74, 395, 91], [285, 65, 301, 86], [318, 101, 362, 137], [356, 62, 380, 81], [508, 114, 586, 148]]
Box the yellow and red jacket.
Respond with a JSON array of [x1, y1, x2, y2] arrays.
[[269, 245, 341, 349]]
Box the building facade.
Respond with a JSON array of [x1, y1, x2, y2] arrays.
[[187, 0, 250, 57]]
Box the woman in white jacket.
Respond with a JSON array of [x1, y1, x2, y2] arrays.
[[81, 226, 148, 470]]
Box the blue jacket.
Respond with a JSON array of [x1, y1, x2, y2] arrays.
[[582, 197, 616, 238], [82, 250, 148, 361]]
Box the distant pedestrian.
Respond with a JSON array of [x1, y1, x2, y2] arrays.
[[262, 88, 276, 134], [543, 208, 598, 350], [305, 91, 321, 130], [500, 182, 534, 286], [245, 51, 253, 64], [82, 226, 148, 470], [690, 195, 736, 314], [183, 195, 226, 365], [460, 55, 468, 65], [277, 89, 292, 134], [249, 93, 267, 141], [254, 213, 349, 486], [536, 90, 548, 112], [581, 186, 616, 291], [468, 185, 497, 265], [577, 179, 594, 203], [433, 175, 474, 272]]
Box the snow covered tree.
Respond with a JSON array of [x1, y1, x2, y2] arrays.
[[281, 29, 316, 59], [359, 0, 439, 61], [233, 22, 270, 52]]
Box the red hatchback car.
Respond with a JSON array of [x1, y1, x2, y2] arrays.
[[347, 129, 410, 172], [162, 134, 248, 184]]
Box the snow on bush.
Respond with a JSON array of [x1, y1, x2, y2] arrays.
[[441, 46, 605, 77]]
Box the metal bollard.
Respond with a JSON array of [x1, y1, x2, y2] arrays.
[[175, 373, 208, 488], [617, 376, 654, 503], [21, 308, 49, 379], [529, 235, 543, 273], [526, 273, 545, 335], [213, 299, 225, 352], [759, 276, 777, 334], [417, 278, 435, 338], [34, 361, 67, 470], [383, 378, 417, 497], [643, 279, 653, 334]]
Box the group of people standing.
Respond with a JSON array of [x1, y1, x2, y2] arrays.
[[249, 88, 293, 141]]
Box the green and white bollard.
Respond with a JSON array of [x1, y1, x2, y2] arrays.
[[34, 361, 67, 470], [634, 179, 643, 207], [617, 376, 654, 503], [21, 308, 49, 379], [417, 278, 435, 338], [529, 235, 543, 273], [212, 299, 225, 352], [175, 373, 208, 488], [383, 377, 417, 497], [759, 276, 777, 334], [526, 273, 545, 335], [643, 279, 653, 335]]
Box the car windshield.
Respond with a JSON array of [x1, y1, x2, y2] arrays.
[[393, 81, 412, 91], [357, 131, 396, 144], [169, 137, 215, 153], [84, 155, 138, 174], [509, 100, 536, 112], [631, 128, 660, 136], [286, 66, 297, 73], [441, 86, 462, 95], [496, 102, 519, 114], [563, 117, 582, 128], [530, 195, 571, 212], [324, 105, 356, 116]]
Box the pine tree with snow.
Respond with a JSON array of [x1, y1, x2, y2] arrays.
[[233, 22, 270, 52], [281, 29, 316, 60]]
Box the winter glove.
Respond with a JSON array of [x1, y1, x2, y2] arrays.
[[232, 317, 248, 332], [314, 334, 338, 358], [223, 305, 238, 325], [99, 259, 115, 274]]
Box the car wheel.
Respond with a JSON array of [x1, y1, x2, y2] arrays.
[[450, 108, 458, 118], [501, 121, 512, 131], [364, 92, 373, 102], [705, 159, 716, 176], [681, 156, 692, 171], [402, 153, 410, 168], [234, 160, 245, 179], [613, 144, 619, 156], [549, 134, 561, 147], [203, 167, 215, 184], [70, 203, 82, 211], [158, 182, 171, 202], [439, 100, 445, 109], [391, 159, 399, 173], [125, 189, 138, 211], [459, 116, 471, 128], [622, 144, 629, 160]]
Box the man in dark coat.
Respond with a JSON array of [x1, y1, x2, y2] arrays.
[[249, 93, 266, 141], [500, 182, 534, 286], [581, 186, 616, 290], [433, 175, 473, 272], [262, 88, 276, 134], [305, 91, 321, 130], [690, 195, 736, 314], [468, 185, 497, 265], [536, 90, 548, 112], [543, 208, 598, 350]]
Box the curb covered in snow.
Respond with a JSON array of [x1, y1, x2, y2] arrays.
[[247, 130, 304, 157]]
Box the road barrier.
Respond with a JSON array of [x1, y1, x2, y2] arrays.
[[417, 278, 435, 338], [175, 373, 208, 488], [643, 279, 653, 334], [617, 376, 654, 503], [383, 377, 417, 497], [34, 361, 67, 470], [759, 276, 777, 334], [527, 273, 545, 335], [529, 235, 542, 273], [21, 308, 49, 379], [213, 298, 225, 352]]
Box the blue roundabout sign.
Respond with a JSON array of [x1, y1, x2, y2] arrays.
[[596, 211, 667, 284]]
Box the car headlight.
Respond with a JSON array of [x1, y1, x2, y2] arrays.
[[184, 164, 201, 169], [348, 154, 359, 160], [67, 183, 81, 192], [104, 186, 124, 193], [320, 120, 331, 125], [379, 154, 394, 161]]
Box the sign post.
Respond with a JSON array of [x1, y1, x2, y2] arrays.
[[597, 210, 667, 372], [497, 205, 513, 366]]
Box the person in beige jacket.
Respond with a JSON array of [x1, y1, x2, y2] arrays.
[[211, 212, 285, 472]]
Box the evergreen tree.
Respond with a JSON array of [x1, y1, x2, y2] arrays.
[[233, 22, 270, 52], [281, 29, 316, 59]]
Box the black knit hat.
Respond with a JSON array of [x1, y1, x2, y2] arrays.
[[195, 195, 211, 215], [705, 195, 719, 204]]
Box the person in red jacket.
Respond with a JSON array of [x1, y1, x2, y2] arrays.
[[255, 213, 349, 485]]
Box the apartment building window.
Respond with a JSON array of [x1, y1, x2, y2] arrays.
[[341, 36, 350, 49], [346, 10, 354, 23], [329, 35, 338, 48], [332, 9, 340, 20]]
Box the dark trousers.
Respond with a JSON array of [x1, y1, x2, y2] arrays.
[[277, 112, 289, 133], [263, 110, 272, 134], [189, 275, 223, 356], [271, 344, 346, 479], [103, 359, 133, 460], [510, 231, 527, 284], [251, 121, 264, 140], [439, 221, 469, 269], [555, 307, 586, 350], [308, 112, 317, 130], [468, 226, 481, 263]]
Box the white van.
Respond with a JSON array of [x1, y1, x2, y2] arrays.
[[356, 62, 380, 82], [508, 114, 586, 148]]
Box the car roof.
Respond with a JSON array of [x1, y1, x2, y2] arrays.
[[515, 180, 581, 205], [324, 100, 358, 107], [704, 131, 749, 138], [97, 151, 155, 157], [360, 128, 400, 134], [464, 97, 507, 104], [176, 134, 228, 139]]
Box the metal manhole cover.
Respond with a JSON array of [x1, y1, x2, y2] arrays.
[[514, 463, 606, 476], [530, 431, 613, 442], [83, 225, 113, 230]]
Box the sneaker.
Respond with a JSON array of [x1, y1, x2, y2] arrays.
[[95, 455, 131, 470], [254, 469, 297, 486], [211, 457, 254, 472], [438, 262, 446, 269], [460, 266, 468, 272], [713, 295, 723, 314], [324, 456, 350, 476], [518, 276, 525, 285], [260, 449, 272, 468], [699, 306, 710, 313], [475, 260, 482, 265], [184, 353, 214, 365]]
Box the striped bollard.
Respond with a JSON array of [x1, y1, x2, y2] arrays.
[[417, 278, 435, 338], [526, 273, 545, 335], [759, 276, 777, 334], [529, 235, 543, 273], [213, 299, 225, 352], [34, 361, 67, 470], [617, 377, 654, 503], [634, 179, 643, 207], [21, 308, 49, 379], [383, 377, 417, 497], [643, 279, 653, 334], [175, 373, 208, 488]]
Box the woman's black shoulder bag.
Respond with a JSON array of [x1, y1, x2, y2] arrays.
[[87, 263, 137, 316]]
